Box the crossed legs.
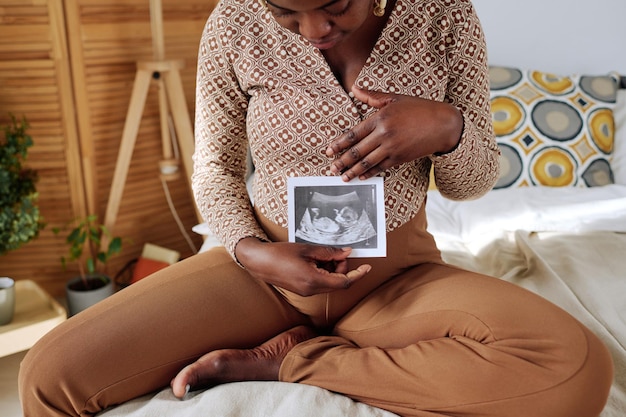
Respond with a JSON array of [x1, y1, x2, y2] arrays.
[[19, 254, 613, 417], [170, 262, 613, 417]]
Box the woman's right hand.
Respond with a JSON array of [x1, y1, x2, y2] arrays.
[[234, 237, 371, 296]]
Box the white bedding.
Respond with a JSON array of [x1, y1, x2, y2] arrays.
[[426, 185, 626, 243], [99, 381, 399, 417]]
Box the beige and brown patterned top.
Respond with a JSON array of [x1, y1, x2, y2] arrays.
[[192, 0, 500, 259]]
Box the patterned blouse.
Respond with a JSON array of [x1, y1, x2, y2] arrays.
[[192, 0, 500, 259]]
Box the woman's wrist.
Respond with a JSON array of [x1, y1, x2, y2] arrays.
[[434, 105, 464, 156], [234, 236, 267, 268]]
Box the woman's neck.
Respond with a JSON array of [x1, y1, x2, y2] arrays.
[[321, 0, 395, 91]]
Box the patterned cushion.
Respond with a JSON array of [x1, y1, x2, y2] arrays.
[[489, 66, 620, 188]]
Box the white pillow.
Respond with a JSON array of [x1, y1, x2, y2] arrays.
[[426, 185, 626, 242]]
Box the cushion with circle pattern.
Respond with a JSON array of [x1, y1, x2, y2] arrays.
[[489, 66, 620, 188]]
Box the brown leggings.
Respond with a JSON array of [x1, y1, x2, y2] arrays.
[[18, 209, 613, 417]]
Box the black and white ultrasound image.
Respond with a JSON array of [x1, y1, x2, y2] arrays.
[[293, 184, 378, 249]]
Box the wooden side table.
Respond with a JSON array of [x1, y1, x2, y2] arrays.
[[0, 280, 67, 358]]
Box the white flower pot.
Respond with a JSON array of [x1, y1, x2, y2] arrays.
[[65, 275, 114, 316]]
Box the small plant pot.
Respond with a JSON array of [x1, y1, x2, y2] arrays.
[[65, 275, 114, 317]]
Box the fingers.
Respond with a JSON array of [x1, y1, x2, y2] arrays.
[[325, 122, 369, 158], [307, 245, 352, 263], [326, 88, 400, 181], [351, 86, 398, 108], [343, 264, 372, 287], [329, 140, 388, 181], [326, 122, 385, 180], [320, 263, 371, 291], [326, 88, 395, 159], [171, 364, 195, 399], [340, 151, 388, 181], [305, 246, 371, 291]]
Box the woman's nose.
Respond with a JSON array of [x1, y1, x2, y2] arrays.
[[297, 12, 332, 40]]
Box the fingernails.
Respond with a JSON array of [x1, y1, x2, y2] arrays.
[[180, 384, 190, 401], [357, 264, 372, 274]]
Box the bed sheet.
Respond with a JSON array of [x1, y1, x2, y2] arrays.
[[98, 380, 399, 417]]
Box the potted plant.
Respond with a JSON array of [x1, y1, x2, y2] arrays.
[[0, 115, 44, 255], [54, 214, 123, 316]]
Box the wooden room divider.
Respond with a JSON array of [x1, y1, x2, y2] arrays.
[[1, 0, 217, 297]]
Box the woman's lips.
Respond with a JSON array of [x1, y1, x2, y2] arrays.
[[308, 36, 340, 50]]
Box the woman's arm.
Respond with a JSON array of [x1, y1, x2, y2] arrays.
[[428, 0, 500, 200], [192, 10, 270, 259], [325, 1, 499, 200]]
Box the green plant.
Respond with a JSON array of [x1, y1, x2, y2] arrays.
[[0, 115, 44, 255], [54, 214, 122, 289]]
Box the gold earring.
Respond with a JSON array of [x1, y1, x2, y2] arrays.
[[373, 0, 387, 17]]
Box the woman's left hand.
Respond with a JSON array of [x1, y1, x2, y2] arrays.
[[326, 86, 464, 181]]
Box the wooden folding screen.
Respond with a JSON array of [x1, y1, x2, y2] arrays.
[[1, 0, 217, 297]]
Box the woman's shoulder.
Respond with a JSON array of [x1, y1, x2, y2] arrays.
[[203, 0, 274, 46], [409, 0, 474, 7], [401, 0, 477, 21], [209, 0, 266, 22], [400, 0, 480, 34]]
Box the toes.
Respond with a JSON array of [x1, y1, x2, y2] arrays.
[[171, 363, 198, 398], [171, 355, 220, 398], [170, 326, 317, 398]]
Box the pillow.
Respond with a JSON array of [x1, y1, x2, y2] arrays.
[[489, 66, 620, 188], [426, 185, 626, 243], [612, 89, 626, 184], [130, 257, 170, 284]]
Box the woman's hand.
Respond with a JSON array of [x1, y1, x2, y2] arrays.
[[326, 86, 464, 181], [235, 237, 371, 296]]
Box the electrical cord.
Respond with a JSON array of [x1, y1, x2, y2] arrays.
[[160, 176, 198, 254]]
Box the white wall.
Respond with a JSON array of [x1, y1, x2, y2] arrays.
[[471, 0, 626, 76]]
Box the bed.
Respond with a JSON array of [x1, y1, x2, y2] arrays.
[[99, 1, 626, 416]]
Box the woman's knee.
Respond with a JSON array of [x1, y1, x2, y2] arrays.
[[497, 324, 613, 417], [19, 332, 80, 416], [571, 327, 614, 416]]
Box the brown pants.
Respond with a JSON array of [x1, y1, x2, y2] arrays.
[[18, 208, 613, 417]]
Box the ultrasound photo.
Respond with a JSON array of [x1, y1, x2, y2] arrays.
[[288, 177, 386, 257]]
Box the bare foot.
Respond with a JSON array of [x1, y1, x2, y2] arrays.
[[171, 326, 317, 398]]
